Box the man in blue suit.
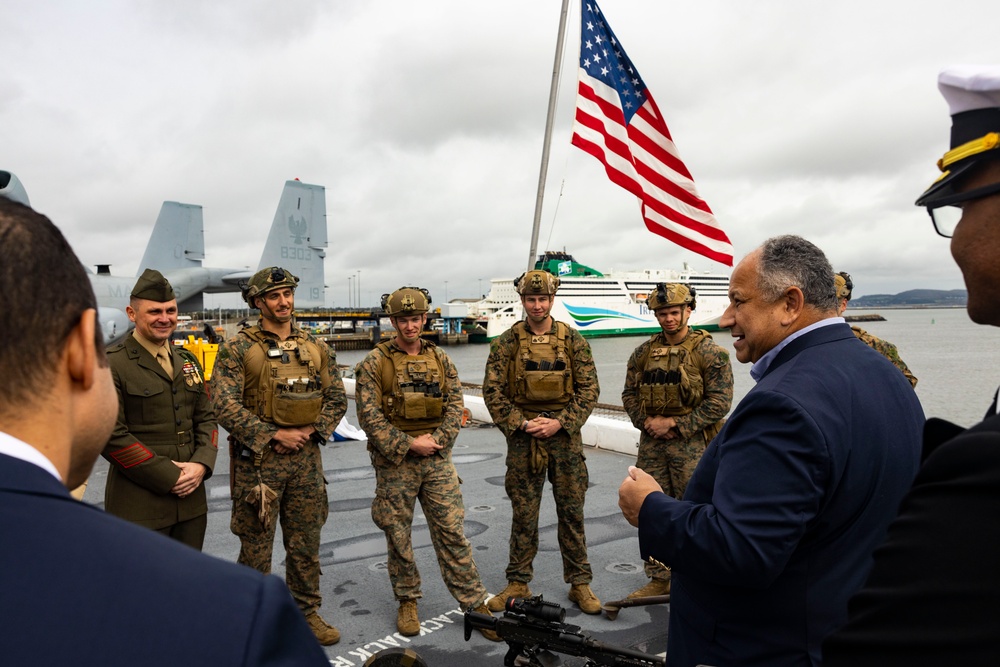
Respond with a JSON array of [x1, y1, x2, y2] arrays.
[[619, 235, 924, 667], [0, 196, 329, 666]]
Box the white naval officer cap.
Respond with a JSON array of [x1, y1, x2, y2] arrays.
[[916, 65, 1000, 207]]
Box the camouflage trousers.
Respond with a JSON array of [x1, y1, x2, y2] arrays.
[[636, 425, 716, 580], [503, 430, 593, 585], [231, 443, 329, 613], [371, 454, 488, 608]]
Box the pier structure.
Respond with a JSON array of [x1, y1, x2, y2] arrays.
[[295, 308, 480, 350]]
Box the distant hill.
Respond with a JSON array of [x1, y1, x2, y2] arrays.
[[851, 289, 967, 308]]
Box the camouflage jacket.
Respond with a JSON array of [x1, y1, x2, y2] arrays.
[[852, 326, 919, 388], [209, 320, 347, 453], [355, 339, 463, 467], [483, 320, 599, 438], [621, 329, 734, 439]]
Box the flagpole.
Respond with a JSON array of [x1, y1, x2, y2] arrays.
[[526, 0, 572, 273]]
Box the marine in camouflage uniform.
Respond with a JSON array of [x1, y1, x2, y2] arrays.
[[482, 270, 602, 614], [209, 266, 347, 646], [836, 272, 918, 388], [103, 269, 218, 550], [355, 286, 498, 640], [621, 283, 733, 597]]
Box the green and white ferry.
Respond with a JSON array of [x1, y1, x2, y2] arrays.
[[472, 251, 731, 340]]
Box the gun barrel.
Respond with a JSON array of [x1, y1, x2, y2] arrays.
[[582, 637, 665, 667]]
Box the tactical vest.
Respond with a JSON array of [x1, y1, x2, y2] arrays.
[[239, 326, 327, 427], [507, 321, 574, 415], [637, 329, 708, 417], [375, 341, 447, 436]]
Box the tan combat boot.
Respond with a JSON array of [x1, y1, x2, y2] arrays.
[[568, 583, 602, 615], [626, 578, 671, 599], [305, 611, 341, 646], [486, 581, 532, 612], [397, 599, 420, 637], [471, 603, 503, 642]]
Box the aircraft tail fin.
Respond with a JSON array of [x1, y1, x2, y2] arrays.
[[0, 171, 31, 206], [257, 180, 327, 308], [139, 202, 205, 272]]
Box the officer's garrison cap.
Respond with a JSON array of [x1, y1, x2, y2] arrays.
[[917, 65, 1000, 207], [131, 268, 176, 302]]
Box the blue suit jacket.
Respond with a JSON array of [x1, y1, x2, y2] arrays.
[[0, 452, 329, 666], [637, 323, 924, 667]]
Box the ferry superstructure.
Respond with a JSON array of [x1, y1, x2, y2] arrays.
[[471, 252, 731, 340]]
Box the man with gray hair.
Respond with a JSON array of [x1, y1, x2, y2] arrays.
[[619, 235, 924, 667]]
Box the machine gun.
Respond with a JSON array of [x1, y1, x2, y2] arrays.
[[464, 596, 664, 667]]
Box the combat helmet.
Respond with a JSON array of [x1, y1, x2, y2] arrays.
[[514, 270, 560, 296], [646, 283, 696, 311], [381, 286, 432, 316], [241, 266, 299, 307], [834, 272, 853, 301]]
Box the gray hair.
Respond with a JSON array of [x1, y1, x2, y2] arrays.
[[756, 235, 837, 311]]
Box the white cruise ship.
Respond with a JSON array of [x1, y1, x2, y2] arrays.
[[471, 252, 731, 340]]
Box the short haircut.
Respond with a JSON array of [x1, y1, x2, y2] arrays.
[[0, 199, 104, 412], [757, 235, 837, 311]]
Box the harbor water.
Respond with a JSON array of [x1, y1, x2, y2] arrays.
[[336, 308, 1000, 429]]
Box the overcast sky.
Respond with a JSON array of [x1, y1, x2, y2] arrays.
[[4, 0, 995, 308]]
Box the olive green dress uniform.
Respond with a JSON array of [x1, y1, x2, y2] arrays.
[[483, 319, 600, 586], [104, 334, 218, 549], [210, 320, 347, 615], [621, 328, 733, 581], [356, 338, 491, 608]]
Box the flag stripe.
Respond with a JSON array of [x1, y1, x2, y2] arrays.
[[570, 1, 733, 266]]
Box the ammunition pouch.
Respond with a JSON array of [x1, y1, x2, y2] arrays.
[[400, 388, 444, 420], [524, 370, 571, 402], [639, 382, 684, 414], [272, 389, 323, 427]]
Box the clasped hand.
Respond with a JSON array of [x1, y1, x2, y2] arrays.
[[409, 433, 443, 457], [524, 416, 561, 439], [271, 426, 317, 455], [644, 415, 678, 440], [171, 461, 207, 497]]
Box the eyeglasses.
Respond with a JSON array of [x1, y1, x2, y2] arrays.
[[925, 180, 1000, 238]]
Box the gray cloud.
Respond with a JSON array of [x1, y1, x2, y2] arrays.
[[2, 0, 991, 308]]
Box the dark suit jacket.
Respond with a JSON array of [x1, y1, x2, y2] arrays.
[[637, 323, 924, 667], [104, 334, 218, 529], [822, 412, 1000, 666], [0, 452, 328, 666]]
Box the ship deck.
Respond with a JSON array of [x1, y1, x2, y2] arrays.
[[81, 400, 669, 666]]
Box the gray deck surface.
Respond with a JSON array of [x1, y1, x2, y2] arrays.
[[82, 401, 669, 666]]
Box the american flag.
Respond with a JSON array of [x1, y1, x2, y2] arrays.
[[571, 1, 734, 267]]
